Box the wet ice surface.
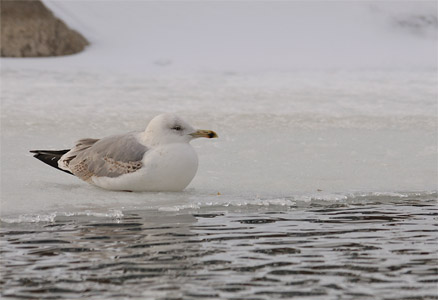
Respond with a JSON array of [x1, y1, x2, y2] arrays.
[[1, 197, 437, 300], [1, 69, 437, 218]]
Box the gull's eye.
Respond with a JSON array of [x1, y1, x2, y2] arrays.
[[172, 125, 182, 131]]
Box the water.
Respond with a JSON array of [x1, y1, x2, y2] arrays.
[[1, 195, 437, 300], [1, 67, 437, 298]]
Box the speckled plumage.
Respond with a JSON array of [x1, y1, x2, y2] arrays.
[[31, 114, 217, 192]]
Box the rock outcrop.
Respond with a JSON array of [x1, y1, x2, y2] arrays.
[[1, 0, 88, 57]]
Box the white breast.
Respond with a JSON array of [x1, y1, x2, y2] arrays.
[[91, 143, 199, 192]]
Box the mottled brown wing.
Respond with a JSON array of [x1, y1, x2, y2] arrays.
[[65, 133, 148, 181]]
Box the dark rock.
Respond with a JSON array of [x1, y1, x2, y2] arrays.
[[1, 0, 88, 57]]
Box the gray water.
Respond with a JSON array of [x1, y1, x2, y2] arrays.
[[1, 66, 437, 300], [1, 195, 437, 300]]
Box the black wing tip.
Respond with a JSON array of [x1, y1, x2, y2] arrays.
[[30, 149, 70, 154], [30, 149, 74, 176], [30, 150, 42, 158]]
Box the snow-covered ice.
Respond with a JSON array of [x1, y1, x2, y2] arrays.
[[1, 1, 437, 221]]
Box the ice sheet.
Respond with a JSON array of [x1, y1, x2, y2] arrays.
[[1, 1, 437, 220]]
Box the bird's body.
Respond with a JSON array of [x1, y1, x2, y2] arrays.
[[31, 114, 217, 192], [91, 139, 198, 192]]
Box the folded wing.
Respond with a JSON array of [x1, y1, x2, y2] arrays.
[[60, 133, 148, 182]]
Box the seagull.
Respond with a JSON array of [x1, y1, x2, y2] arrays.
[[30, 114, 218, 192]]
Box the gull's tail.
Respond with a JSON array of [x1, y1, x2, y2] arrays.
[[30, 149, 74, 175]]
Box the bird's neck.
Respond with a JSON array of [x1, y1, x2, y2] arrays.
[[137, 131, 156, 147], [138, 130, 172, 147]]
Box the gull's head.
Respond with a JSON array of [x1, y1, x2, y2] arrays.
[[144, 113, 218, 145]]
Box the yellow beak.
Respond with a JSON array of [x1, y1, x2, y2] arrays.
[[190, 129, 218, 139]]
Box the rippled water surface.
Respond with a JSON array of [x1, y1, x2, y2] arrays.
[[1, 196, 437, 300]]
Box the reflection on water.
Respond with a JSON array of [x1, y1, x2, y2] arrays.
[[1, 199, 437, 300]]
